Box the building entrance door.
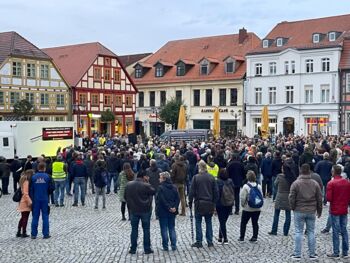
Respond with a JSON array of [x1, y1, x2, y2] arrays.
[[283, 117, 295, 136]]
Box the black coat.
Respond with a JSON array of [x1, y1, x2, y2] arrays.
[[314, 159, 333, 185], [156, 179, 180, 217], [226, 160, 245, 187], [125, 178, 156, 214], [271, 157, 282, 178]]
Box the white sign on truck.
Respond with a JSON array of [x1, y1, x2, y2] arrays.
[[0, 121, 75, 159]]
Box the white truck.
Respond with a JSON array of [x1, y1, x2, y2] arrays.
[[0, 121, 75, 159]]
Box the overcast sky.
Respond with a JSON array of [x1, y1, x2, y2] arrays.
[[1, 0, 350, 55]]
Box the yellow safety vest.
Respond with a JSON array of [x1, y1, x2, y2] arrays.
[[166, 148, 171, 157], [52, 161, 66, 180], [207, 164, 219, 179]]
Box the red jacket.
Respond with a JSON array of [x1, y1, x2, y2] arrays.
[[326, 176, 350, 215]]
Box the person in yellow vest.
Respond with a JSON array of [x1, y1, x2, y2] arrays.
[[52, 155, 68, 207], [207, 155, 219, 179]]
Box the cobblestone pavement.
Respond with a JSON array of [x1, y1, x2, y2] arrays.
[[0, 187, 345, 263]]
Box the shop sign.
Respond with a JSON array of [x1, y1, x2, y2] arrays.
[[42, 127, 73, 141], [201, 108, 228, 113], [149, 114, 159, 118]]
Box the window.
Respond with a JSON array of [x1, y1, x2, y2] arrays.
[[104, 68, 111, 81], [322, 58, 330, 72], [269, 62, 277, 75], [138, 92, 144, 107], [25, 93, 34, 104], [135, 66, 142, 78], [39, 117, 49, 121], [321, 85, 330, 103], [255, 63, 262, 76], [94, 67, 102, 81], [329, 32, 336, 41], [176, 62, 185, 76], [306, 59, 313, 73], [262, 39, 269, 48], [27, 63, 36, 78], [193, 90, 200, 106], [226, 60, 234, 73], [313, 34, 320, 43], [114, 69, 121, 82], [176, 90, 182, 102], [40, 93, 49, 106], [160, 91, 166, 106], [56, 94, 65, 106], [291, 61, 296, 74], [219, 89, 226, 106], [346, 74, 350, 92], [276, 38, 283, 47], [255, 88, 262, 104], [230, 89, 237, 106], [125, 95, 133, 107], [40, 64, 49, 79], [149, 91, 155, 107], [3, 137, 9, 147], [12, 62, 22, 77], [91, 94, 99, 106], [200, 61, 209, 75], [205, 89, 212, 106], [78, 94, 87, 106], [55, 117, 64, 122], [155, 65, 163, 77], [269, 87, 276, 104], [304, 86, 313, 103], [286, 86, 294, 103], [104, 57, 111, 67], [104, 95, 112, 105], [0, 92, 4, 105], [116, 95, 123, 106], [284, 61, 289, 74], [10, 92, 20, 105]]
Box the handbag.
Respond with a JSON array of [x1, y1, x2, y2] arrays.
[[196, 200, 215, 216], [12, 188, 22, 202]]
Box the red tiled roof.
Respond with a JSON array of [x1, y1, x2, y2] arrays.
[[0, 31, 50, 65], [136, 62, 153, 68], [249, 14, 350, 55], [340, 37, 350, 69], [43, 42, 117, 87], [118, 53, 152, 67], [154, 60, 173, 67], [133, 32, 261, 85]]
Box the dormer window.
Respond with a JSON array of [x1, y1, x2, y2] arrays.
[[135, 66, 142, 78], [155, 65, 164, 77], [224, 57, 235, 73], [329, 32, 336, 41], [276, 38, 283, 47], [263, 39, 269, 48], [176, 62, 185, 76], [313, 34, 320, 43], [200, 60, 209, 75]]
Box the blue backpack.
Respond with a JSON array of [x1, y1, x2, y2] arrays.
[[247, 183, 264, 208]]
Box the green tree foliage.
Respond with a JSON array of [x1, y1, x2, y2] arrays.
[[13, 99, 35, 120], [101, 109, 115, 122], [159, 97, 185, 129]]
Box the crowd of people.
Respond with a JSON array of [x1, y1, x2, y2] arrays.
[[1, 133, 350, 260]]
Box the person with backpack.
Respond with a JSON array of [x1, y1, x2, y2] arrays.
[[94, 159, 108, 209], [268, 158, 297, 236], [16, 169, 34, 238], [216, 168, 235, 244], [238, 170, 263, 242]]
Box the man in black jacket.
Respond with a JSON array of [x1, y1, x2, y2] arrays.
[[226, 153, 245, 214], [314, 152, 333, 205], [125, 170, 156, 255]]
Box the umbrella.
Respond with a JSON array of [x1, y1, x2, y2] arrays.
[[213, 107, 220, 139], [177, 105, 187, 130], [261, 105, 269, 139]]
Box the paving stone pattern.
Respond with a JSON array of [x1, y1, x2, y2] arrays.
[[0, 188, 345, 263]]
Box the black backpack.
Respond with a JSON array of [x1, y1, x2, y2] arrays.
[[220, 180, 235, 206]]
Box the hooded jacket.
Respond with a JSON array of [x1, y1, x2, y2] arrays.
[[156, 178, 180, 217]]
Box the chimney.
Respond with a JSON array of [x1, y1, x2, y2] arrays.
[[239, 27, 248, 44]]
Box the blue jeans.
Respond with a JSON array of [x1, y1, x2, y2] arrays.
[[107, 172, 118, 193], [130, 212, 152, 252], [195, 213, 213, 244], [159, 215, 177, 250], [293, 211, 316, 257], [73, 177, 86, 204], [54, 180, 65, 205], [271, 209, 291, 235], [31, 200, 49, 237], [331, 214, 349, 256], [65, 173, 72, 194], [325, 213, 332, 231]]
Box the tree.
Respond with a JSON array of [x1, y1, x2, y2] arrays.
[[101, 109, 115, 122], [13, 99, 35, 120], [159, 97, 184, 129]]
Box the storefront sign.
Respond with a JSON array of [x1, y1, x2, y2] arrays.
[[149, 114, 159, 118], [42, 127, 73, 141], [201, 108, 228, 113]]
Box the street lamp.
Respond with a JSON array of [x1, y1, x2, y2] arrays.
[[230, 109, 242, 137], [152, 107, 159, 136]]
